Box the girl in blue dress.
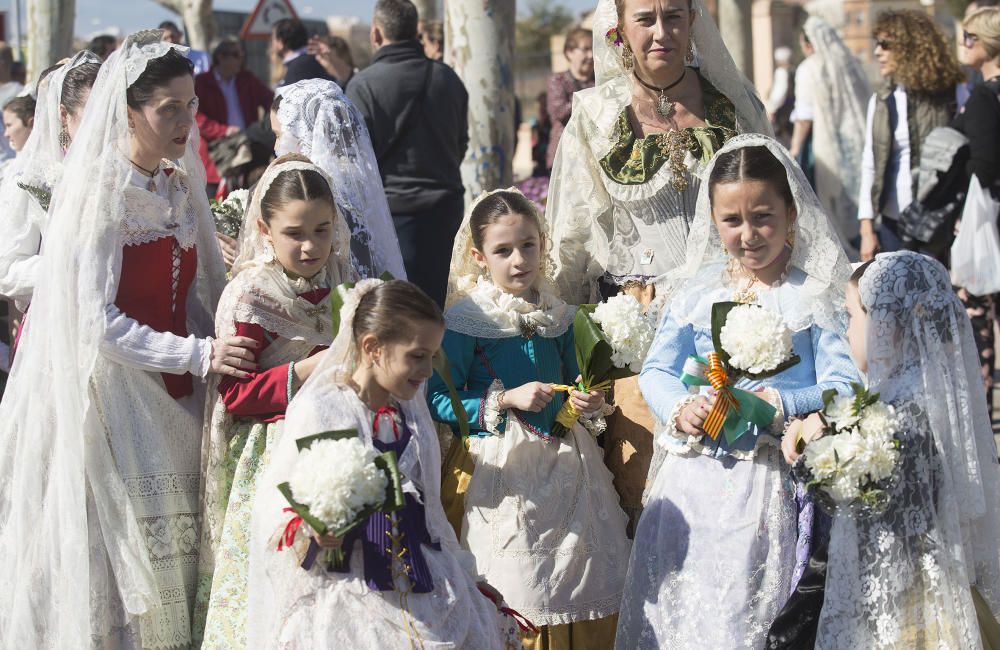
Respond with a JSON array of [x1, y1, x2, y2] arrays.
[[615, 134, 861, 649], [427, 189, 630, 648]]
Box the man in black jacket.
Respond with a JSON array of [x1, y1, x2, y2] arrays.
[[346, 0, 469, 307], [271, 18, 334, 88]]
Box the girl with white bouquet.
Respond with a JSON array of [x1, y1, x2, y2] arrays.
[[782, 251, 1000, 648], [426, 189, 630, 648], [246, 279, 517, 648], [616, 135, 861, 649], [194, 154, 357, 647]]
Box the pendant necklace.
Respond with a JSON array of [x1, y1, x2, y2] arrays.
[[129, 158, 160, 193], [633, 68, 687, 119]]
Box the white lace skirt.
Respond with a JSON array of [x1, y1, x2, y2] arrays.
[[88, 360, 203, 649], [616, 445, 796, 649], [462, 419, 630, 626], [264, 538, 510, 649]]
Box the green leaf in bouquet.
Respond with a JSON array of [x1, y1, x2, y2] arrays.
[[276, 481, 331, 536], [822, 388, 839, 409], [710, 301, 740, 368], [295, 428, 359, 451], [432, 347, 470, 437], [17, 181, 51, 212]]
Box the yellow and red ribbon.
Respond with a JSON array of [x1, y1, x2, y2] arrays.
[[551, 379, 613, 431], [702, 352, 738, 440]]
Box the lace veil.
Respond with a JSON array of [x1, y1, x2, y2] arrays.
[[665, 133, 852, 333], [0, 51, 101, 307], [245, 279, 474, 643], [815, 251, 1000, 647], [0, 32, 225, 646], [801, 16, 870, 245], [274, 79, 406, 280], [591, 0, 771, 135]]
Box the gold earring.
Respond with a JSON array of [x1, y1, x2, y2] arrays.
[[786, 224, 796, 248], [59, 128, 70, 149], [621, 42, 634, 71], [686, 42, 695, 64]]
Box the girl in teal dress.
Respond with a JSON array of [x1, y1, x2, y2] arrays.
[[427, 189, 630, 649]]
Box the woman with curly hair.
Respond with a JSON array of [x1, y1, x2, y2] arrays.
[[857, 9, 964, 261]]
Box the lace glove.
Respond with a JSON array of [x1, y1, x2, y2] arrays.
[[482, 379, 507, 435]]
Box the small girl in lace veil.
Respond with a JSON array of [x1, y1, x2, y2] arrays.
[[784, 251, 1000, 648], [615, 134, 860, 648], [426, 188, 630, 648], [195, 154, 356, 648], [245, 279, 517, 648]]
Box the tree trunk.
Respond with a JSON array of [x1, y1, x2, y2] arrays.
[[445, 0, 516, 199], [717, 0, 754, 82], [151, 0, 217, 52], [413, 0, 438, 22], [26, 0, 74, 81]]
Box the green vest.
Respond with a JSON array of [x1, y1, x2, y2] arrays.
[[870, 84, 953, 222]]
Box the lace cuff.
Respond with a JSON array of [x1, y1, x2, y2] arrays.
[[580, 402, 615, 436], [759, 387, 786, 433], [482, 378, 506, 435], [663, 394, 701, 444]]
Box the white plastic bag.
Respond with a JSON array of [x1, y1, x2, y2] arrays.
[[951, 175, 1000, 296]]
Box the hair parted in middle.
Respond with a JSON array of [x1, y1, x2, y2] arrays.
[[707, 144, 794, 208], [259, 153, 337, 224]]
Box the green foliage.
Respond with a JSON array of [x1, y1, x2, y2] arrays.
[[516, 0, 575, 70]]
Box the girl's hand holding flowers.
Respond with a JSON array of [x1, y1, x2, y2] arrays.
[[677, 395, 715, 437]]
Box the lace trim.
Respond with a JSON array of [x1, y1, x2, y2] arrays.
[[120, 165, 198, 250], [445, 278, 575, 340], [760, 387, 786, 433], [482, 379, 506, 435]]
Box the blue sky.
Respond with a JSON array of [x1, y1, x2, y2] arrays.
[[0, 0, 598, 40]]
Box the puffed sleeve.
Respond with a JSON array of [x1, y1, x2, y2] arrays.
[[218, 321, 293, 420], [0, 198, 44, 309], [777, 326, 859, 417], [427, 330, 492, 435], [638, 311, 698, 425], [546, 98, 613, 305]]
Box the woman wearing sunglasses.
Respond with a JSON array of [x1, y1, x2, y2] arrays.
[[856, 9, 964, 262]]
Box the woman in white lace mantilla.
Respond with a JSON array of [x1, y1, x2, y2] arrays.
[[427, 189, 629, 648], [546, 0, 771, 534], [245, 280, 516, 649], [0, 50, 100, 312], [0, 32, 255, 648], [615, 135, 859, 649], [194, 155, 356, 648], [270, 78, 405, 280], [789, 16, 870, 250], [803, 251, 1000, 649]]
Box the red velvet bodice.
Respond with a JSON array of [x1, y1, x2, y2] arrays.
[[115, 237, 198, 398]]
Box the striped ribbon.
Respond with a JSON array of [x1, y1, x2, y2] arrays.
[[702, 352, 738, 440]]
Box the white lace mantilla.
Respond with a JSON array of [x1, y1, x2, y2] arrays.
[[120, 164, 198, 250], [445, 277, 576, 339]]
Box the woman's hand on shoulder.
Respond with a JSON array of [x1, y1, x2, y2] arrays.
[[209, 335, 258, 378], [500, 382, 554, 413]]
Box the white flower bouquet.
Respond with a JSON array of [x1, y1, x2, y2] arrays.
[[277, 429, 404, 570], [209, 188, 249, 238], [552, 294, 657, 436], [680, 302, 800, 444], [794, 384, 901, 515]]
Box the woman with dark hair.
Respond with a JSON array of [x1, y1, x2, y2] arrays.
[[0, 31, 254, 647], [857, 9, 964, 261], [546, 26, 595, 173], [616, 136, 858, 648]]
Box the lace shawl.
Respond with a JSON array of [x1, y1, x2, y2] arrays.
[[445, 277, 576, 339]]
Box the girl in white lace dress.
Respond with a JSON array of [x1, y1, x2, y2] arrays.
[[615, 135, 860, 649], [246, 280, 517, 649], [788, 251, 1000, 648], [427, 189, 629, 649], [195, 155, 356, 647], [0, 31, 255, 648]]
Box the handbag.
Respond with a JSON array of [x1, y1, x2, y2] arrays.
[[950, 175, 1000, 296]]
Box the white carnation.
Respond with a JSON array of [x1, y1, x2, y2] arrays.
[[825, 395, 860, 431], [857, 402, 898, 440], [223, 188, 249, 210], [804, 435, 839, 480], [718, 304, 794, 375], [591, 294, 657, 372], [288, 437, 388, 531]]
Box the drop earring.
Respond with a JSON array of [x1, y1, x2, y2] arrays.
[[621, 42, 634, 71], [685, 41, 695, 64], [58, 128, 70, 149]]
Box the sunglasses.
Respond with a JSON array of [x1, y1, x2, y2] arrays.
[[963, 30, 980, 48], [874, 38, 892, 51]]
